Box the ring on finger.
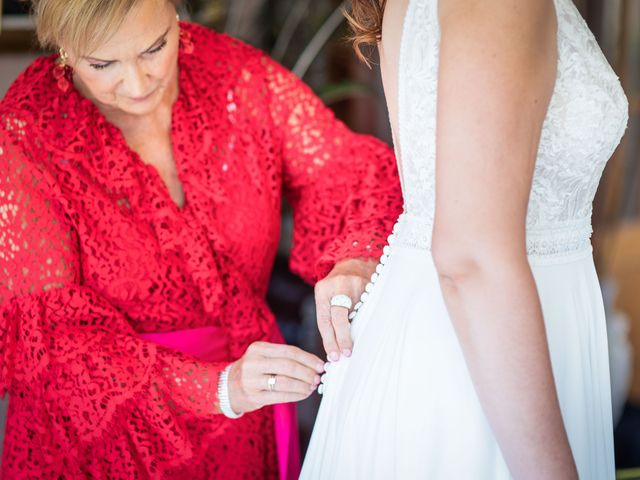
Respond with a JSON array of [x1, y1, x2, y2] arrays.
[[267, 374, 277, 392], [330, 294, 353, 310]]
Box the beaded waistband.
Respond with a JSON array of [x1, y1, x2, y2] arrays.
[[525, 217, 592, 260], [391, 212, 593, 262]]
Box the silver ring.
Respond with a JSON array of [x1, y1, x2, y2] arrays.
[[267, 374, 277, 392], [330, 294, 353, 310]]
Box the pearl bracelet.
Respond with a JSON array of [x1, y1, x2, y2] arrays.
[[218, 364, 243, 419]]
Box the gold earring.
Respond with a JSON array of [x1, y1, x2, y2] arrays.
[[54, 48, 71, 92], [57, 48, 69, 66]]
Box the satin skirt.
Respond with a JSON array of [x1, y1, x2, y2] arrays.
[[301, 245, 615, 479]]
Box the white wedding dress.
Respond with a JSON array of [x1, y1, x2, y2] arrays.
[[301, 0, 628, 478]]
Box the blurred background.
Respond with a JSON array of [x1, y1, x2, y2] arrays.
[[1, 0, 639, 476]]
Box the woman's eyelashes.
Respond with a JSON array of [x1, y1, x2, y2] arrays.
[[89, 61, 112, 70], [89, 38, 168, 70], [146, 39, 168, 55]]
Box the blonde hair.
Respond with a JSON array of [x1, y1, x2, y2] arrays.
[[31, 0, 181, 56], [344, 0, 386, 66]]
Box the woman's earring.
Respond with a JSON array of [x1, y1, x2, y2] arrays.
[[179, 26, 194, 55], [58, 48, 68, 66], [176, 12, 194, 54], [53, 48, 71, 93]]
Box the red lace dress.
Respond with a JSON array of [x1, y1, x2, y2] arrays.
[[0, 22, 402, 479]]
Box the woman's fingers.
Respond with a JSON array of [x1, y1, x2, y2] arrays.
[[256, 374, 317, 395], [316, 274, 363, 360], [260, 357, 320, 385], [228, 342, 323, 414], [314, 258, 377, 360], [314, 289, 341, 362], [330, 305, 353, 357], [251, 342, 325, 374]]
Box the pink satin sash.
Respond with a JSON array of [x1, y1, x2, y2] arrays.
[[139, 325, 301, 480]]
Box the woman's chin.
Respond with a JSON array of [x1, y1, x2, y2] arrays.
[[113, 90, 161, 116], [119, 101, 157, 117]]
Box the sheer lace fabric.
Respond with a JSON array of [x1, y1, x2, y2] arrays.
[[0, 23, 402, 478]]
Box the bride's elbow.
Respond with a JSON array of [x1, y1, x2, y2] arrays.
[[431, 233, 483, 286], [432, 229, 528, 289]]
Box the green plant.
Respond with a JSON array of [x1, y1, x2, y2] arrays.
[[185, 0, 376, 106]]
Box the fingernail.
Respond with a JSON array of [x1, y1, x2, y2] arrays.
[[316, 363, 325, 373], [342, 349, 352, 358], [324, 362, 331, 371], [328, 352, 340, 362]]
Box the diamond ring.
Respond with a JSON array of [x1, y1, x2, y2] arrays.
[[330, 294, 353, 310], [267, 374, 277, 392]]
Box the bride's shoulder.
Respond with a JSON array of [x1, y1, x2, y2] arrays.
[[438, 0, 556, 32], [437, 0, 557, 69]]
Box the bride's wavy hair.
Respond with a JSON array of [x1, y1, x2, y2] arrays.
[[344, 0, 387, 66]]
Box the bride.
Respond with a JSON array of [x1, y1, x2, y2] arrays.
[[302, 0, 628, 478]]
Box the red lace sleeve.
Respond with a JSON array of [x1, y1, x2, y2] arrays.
[[261, 57, 403, 283], [0, 129, 229, 471]]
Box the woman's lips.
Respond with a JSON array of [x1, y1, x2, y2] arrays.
[[129, 90, 155, 102]]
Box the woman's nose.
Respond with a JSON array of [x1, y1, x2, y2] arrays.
[[121, 63, 150, 98]]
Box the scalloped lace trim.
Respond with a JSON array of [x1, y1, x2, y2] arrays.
[[393, 213, 593, 261]]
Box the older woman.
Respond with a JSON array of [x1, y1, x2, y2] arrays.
[[0, 0, 402, 478]]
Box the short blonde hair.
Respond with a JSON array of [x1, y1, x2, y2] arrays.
[[31, 0, 181, 56]]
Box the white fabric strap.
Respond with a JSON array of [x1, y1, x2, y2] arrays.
[[218, 364, 244, 419]]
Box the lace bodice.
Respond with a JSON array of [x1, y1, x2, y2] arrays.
[[395, 0, 628, 259]]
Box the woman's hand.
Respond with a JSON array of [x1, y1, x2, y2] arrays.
[[227, 341, 325, 414], [315, 258, 377, 362]]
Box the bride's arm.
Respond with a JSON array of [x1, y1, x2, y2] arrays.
[[432, 1, 577, 478]]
